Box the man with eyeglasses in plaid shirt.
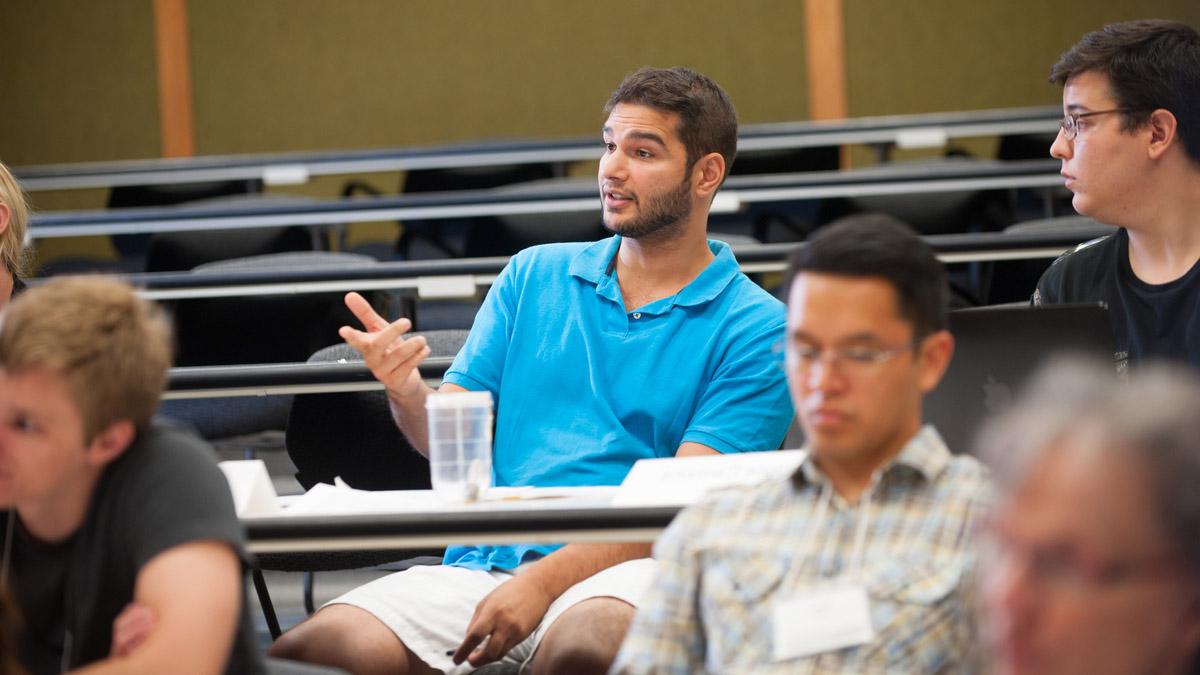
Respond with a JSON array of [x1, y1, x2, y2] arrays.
[[1033, 20, 1200, 371], [612, 214, 992, 673]]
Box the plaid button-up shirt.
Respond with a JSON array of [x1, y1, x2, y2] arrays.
[[612, 426, 992, 674]]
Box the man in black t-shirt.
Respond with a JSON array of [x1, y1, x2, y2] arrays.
[[1033, 20, 1200, 370], [0, 277, 263, 674]]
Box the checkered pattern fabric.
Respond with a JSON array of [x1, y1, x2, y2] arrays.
[[612, 426, 992, 674]]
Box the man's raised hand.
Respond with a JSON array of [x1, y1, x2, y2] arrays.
[[338, 292, 431, 400]]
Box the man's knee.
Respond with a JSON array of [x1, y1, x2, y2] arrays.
[[530, 597, 636, 675], [268, 604, 420, 675]]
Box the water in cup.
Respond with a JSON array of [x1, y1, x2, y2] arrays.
[[426, 391, 493, 502]]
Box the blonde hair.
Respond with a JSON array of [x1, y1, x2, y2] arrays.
[[0, 276, 172, 440], [0, 162, 28, 278]]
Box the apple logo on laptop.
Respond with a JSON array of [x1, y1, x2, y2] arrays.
[[983, 375, 1013, 414]]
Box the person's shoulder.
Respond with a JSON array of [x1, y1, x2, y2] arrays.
[[513, 240, 597, 266], [114, 422, 226, 492], [709, 271, 787, 339], [133, 422, 219, 462], [99, 422, 246, 572], [1035, 230, 1121, 303], [495, 241, 600, 286], [933, 454, 994, 506], [940, 453, 990, 482], [1042, 231, 1119, 282], [730, 272, 786, 311]]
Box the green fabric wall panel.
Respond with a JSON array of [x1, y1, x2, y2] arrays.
[[844, 0, 1200, 117], [5, 1, 1199, 170], [185, 0, 809, 154], [0, 0, 160, 166]]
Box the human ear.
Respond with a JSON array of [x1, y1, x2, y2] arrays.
[[85, 420, 136, 468], [916, 330, 955, 394], [693, 152, 726, 199], [1146, 109, 1178, 161], [0, 203, 9, 235]]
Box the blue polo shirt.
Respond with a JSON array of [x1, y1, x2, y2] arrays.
[[442, 235, 793, 570]]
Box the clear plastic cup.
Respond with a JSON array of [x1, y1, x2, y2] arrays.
[[425, 391, 493, 502]]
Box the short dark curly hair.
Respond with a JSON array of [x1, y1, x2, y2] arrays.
[[604, 67, 738, 183], [787, 214, 949, 339], [1050, 19, 1200, 165]]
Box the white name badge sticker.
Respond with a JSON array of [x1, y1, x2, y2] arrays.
[[772, 584, 876, 662]]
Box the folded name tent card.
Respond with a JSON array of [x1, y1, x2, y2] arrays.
[[219, 459, 282, 517], [612, 450, 807, 507]]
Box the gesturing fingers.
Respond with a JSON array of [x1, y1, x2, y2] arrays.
[[375, 337, 431, 387], [344, 292, 390, 332], [338, 314, 413, 357]]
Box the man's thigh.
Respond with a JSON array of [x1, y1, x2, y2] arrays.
[[331, 564, 512, 672], [520, 558, 657, 669]]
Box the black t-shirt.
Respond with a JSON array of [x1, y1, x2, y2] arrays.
[[1033, 227, 1200, 371], [4, 423, 264, 675]]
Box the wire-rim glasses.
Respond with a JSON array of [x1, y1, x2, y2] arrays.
[[1059, 108, 1144, 140]]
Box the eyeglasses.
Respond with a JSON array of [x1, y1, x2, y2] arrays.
[[983, 527, 1182, 592], [1059, 108, 1142, 140], [787, 340, 917, 376]]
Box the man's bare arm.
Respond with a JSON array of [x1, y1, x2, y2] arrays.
[[338, 291, 467, 455], [73, 540, 241, 674], [674, 441, 719, 458]]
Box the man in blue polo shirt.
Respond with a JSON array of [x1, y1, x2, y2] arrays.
[[270, 67, 793, 675]]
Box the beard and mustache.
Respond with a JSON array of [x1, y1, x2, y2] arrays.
[[600, 175, 693, 243]]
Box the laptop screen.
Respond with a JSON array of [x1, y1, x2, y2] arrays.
[[924, 303, 1115, 454]]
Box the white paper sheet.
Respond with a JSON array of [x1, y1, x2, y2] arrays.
[[272, 481, 618, 517], [612, 450, 807, 507]]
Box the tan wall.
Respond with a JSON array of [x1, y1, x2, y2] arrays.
[[845, 0, 1198, 116], [0, 1, 160, 166], [2, 0, 1198, 205], [187, 1, 809, 154], [843, 0, 1200, 163]]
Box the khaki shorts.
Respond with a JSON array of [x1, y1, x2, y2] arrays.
[[327, 557, 656, 674]]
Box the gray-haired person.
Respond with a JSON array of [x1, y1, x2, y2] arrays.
[[977, 358, 1200, 675]]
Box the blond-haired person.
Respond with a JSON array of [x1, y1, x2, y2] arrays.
[[0, 162, 28, 308], [0, 277, 264, 674]]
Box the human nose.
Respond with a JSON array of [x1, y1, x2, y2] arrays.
[[1050, 127, 1072, 160], [600, 148, 628, 181], [802, 353, 846, 393]]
